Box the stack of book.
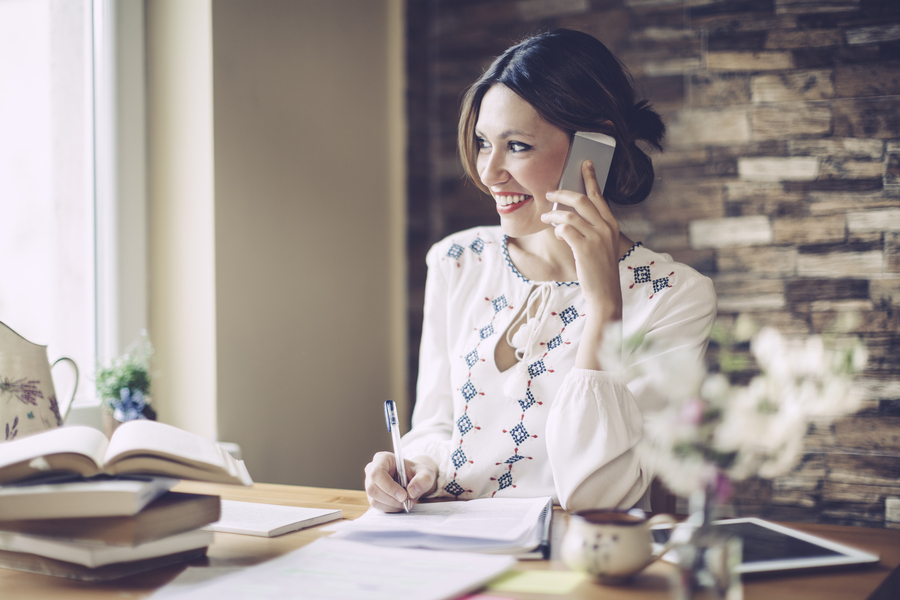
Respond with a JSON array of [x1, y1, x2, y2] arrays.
[[0, 420, 252, 581]]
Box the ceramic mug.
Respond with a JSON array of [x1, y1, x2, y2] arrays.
[[561, 508, 677, 584]]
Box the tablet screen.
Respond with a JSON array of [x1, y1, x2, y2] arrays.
[[651, 518, 879, 574]]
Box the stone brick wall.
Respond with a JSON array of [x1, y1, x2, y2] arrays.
[[405, 0, 900, 527]]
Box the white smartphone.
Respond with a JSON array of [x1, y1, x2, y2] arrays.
[[551, 131, 616, 223]]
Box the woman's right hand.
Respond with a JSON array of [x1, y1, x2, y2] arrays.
[[364, 452, 438, 512]]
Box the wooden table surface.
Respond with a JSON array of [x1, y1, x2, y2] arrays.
[[1, 481, 898, 600]]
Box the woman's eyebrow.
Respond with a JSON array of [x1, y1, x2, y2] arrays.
[[475, 128, 536, 139]]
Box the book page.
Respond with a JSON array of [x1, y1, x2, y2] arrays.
[[0, 426, 107, 483], [337, 497, 550, 542], [104, 421, 232, 472], [149, 537, 515, 600]]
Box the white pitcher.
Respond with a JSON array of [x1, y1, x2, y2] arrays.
[[0, 321, 78, 441]]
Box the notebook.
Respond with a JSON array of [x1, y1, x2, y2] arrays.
[[328, 496, 552, 558], [205, 500, 342, 537]]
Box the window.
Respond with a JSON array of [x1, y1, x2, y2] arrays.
[[0, 0, 95, 410]]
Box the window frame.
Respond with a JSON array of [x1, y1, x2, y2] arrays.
[[69, 0, 148, 427]]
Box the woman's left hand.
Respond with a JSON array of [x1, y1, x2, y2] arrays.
[[541, 159, 623, 325]]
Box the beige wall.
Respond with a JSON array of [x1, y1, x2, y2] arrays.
[[211, 0, 406, 490]]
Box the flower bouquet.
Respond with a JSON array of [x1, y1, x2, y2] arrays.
[[95, 332, 157, 433], [641, 315, 867, 500], [604, 315, 867, 599]]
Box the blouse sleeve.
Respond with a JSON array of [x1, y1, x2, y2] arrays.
[[545, 273, 717, 512], [400, 244, 455, 487]]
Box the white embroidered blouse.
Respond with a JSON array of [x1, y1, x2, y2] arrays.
[[402, 226, 717, 512]]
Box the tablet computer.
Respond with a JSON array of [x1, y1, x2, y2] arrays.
[[651, 517, 880, 574]]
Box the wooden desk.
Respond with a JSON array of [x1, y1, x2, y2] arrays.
[[1, 482, 898, 599]]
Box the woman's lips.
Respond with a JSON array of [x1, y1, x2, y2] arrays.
[[495, 193, 533, 214]]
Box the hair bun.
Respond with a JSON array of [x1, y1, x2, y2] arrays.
[[626, 100, 665, 151]]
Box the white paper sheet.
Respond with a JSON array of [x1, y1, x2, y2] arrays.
[[205, 500, 342, 537], [329, 497, 550, 549], [149, 537, 514, 600]]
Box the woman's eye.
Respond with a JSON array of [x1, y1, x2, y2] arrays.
[[476, 137, 490, 150], [509, 141, 531, 153]]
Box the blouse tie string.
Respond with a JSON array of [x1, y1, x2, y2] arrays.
[[502, 282, 555, 399]]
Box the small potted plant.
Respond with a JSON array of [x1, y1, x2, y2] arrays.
[[96, 332, 157, 436]]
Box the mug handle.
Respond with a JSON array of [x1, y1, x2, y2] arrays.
[[51, 357, 79, 424], [647, 513, 678, 562]]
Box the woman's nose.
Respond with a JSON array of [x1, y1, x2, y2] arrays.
[[479, 151, 509, 187]]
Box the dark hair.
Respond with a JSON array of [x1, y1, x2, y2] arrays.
[[458, 29, 665, 206]]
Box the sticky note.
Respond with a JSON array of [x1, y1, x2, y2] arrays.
[[486, 570, 588, 594]]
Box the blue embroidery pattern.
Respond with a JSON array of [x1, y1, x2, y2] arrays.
[[627, 259, 675, 299], [518, 388, 538, 412], [452, 447, 468, 469], [443, 233, 493, 268], [527, 360, 547, 379], [558, 306, 579, 326], [509, 423, 530, 444], [449, 231, 610, 500], [488, 295, 581, 498], [444, 234, 512, 499], [457, 413, 474, 435], [634, 265, 651, 283], [444, 480, 467, 496]]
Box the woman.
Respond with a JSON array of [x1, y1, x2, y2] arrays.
[[365, 29, 716, 512]]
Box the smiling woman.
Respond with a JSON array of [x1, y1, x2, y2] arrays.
[[458, 29, 665, 208], [364, 29, 718, 514], [473, 84, 571, 240]]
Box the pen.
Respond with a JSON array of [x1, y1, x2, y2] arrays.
[[383, 400, 410, 513]]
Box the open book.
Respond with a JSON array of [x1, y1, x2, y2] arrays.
[[329, 496, 552, 558], [0, 421, 252, 486]]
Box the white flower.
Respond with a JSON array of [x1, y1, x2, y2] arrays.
[[638, 322, 866, 492], [700, 373, 730, 402], [750, 327, 784, 372]]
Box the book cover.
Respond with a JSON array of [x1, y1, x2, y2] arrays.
[[0, 476, 177, 520], [0, 546, 207, 582], [0, 492, 220, 545], [0, 527, 213, 568]]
